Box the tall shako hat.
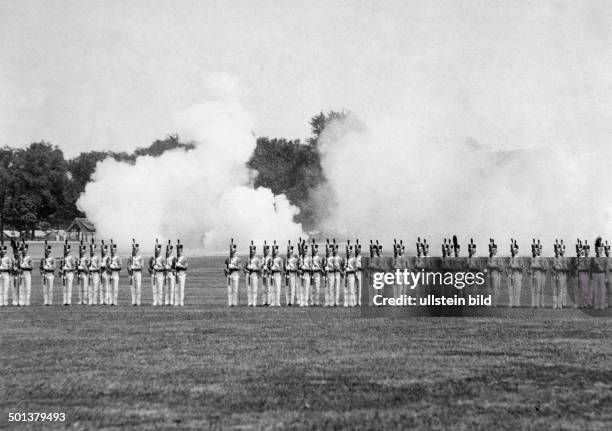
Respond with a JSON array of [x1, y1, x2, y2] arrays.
[[249, 240, 256, 257], [110, 239, 117, 255], [393, 239, 404, 258], [375, 240, 382, 256], [132, 238, 139, 256], [166, 239, 173, 257], [176, 239, 183, 255], [354, 239, 360, 255], [154, 238, 161, 256], [79, 239, 87, 257], [369, 240, 375, 258], [20, 238, 28, 253], [554, 239, 565, 257], [531, 239, 542, 257], [605, 240, 610, 257], [595, 237, 604, 257], [418, 237, 429, 256], [325, 239, 331, 256], [510, 238, 519, 257], [287, 239, 294, 256], [63, 239, 70, 256], [346, 239, 353, 257], [311, 238, 318, 254], [263, 240, 270, 257], [90, 237, 96, 256], [468, 238, 476, 257], [452, 235, 460, 257], [332, 238, 339, 253], [575, 239, 583, 257], [442, 238, 452, 257], [488, 238, 497, 257], [45, 239, 52, 256], [101, 239, 108, 256], [271, 240, 278, 256], [229, 238, 237, 257], [577, 239, 590, 257]]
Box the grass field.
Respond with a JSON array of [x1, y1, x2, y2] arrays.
[[1, 257, 612, 430]]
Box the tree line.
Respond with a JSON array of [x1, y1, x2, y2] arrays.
[[0, 111, 344, 236]]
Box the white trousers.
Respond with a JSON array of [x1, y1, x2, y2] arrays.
[[10, 274, 19, 305], [334, 273, 342, 306], [20, 271, 32, 305], [63, 272, 74, 305], [508, 271, 522, 307], [0, 272, 10, 306], [228, 272, 239, 306], [301, 273, 311, 307], [176, 271, 186, 306], [553, 273, 567, 309], [356, 271, 362, 306], [286, 273, 297, 305], [312, 273, 321, 306], [247, 273, 259, 306], [271, 272, 282, 306], [325, 272, 336, 306], [110, 271, 120, 305], [165, 272, 175, 305], [531, 271, 546, 308], [345, 273, 356, 306], [154, 272, 165, 305], [78, 273, 88, 305], [101, 272, 110, 304], [43, 273, 55, 305], [89, 272, 100, 305], [130, 271, 142, 305]]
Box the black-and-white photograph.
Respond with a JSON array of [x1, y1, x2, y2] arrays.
[[1, 1, 611, 429]]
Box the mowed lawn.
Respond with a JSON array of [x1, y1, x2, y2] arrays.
[[1, 257, 611, 430]]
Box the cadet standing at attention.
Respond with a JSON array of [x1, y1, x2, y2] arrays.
[[530, 239, 546, 308], [592, 237, 607, 310], [152, 239, 165, 306], [61, 241, 75, 306], [0, 244, 12, 306], [344, 242, 357, 307], [575, 239, 590, 308], [392, 239, 407, 299], [261, 242, 272, 306], [225, 239, 240, 306], [88, 239, 101, 305], [245, 241, 261, 307], [332, 240, 343, 306], [108, 240, 121, 306], [355, 240, 363, 306], [77, 241, 90, 305], [311, 239, 324, 306], [485, 239, 503, 306], [100, 241, 110, 304], [299, 239, 312, 307], [175, 240, 187, 306], [551, 239, 569, 309], [164, 241, 176, 306], [285, 241, 298, 306], [40, 242, 56, 306], [270, 241, 283, 307], [506, 239, 523, 307], [129, 240, 144, 306], [323, 240, 335, 306], [19, 241, 33, 306]]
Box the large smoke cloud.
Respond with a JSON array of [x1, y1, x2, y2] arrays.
[[78, 75, 304, 253], [316, 113, 612, 256]]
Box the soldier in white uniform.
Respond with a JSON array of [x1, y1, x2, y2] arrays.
[[323, 240, 335, 306], [175, 240, 187, 306], [77, 241, 90, 305], [19, 241, 33, 306], [299, 241, 312, 307], [550, 239, 569, 309], [100, 241, 111, 305], [392, 239, 407, 299], [311, 240, 324, 306], [344, 242, 357, 307], [40, 242, 56, 306], [60, 241, 76, 306], [355, 240, 363, 306], [164, 241, 176, 305], [152, 240, 165, 306], [332, 240, 343, 306], [108, 240, 122, 305], [262, 242, 272, 306], [285, 241, 298, 306], [245, 241, 261, 307], [88, 239, 101, 305], [0, 244, 12, 306], [128, 241, 143, 306], [270, 241, 283, 306], [506, 239, 524, 307], [529, 239, 546, 308], [225, 239, 240, 306]]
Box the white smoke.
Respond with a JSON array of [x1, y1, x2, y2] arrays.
[[317, 113, 612, 256], [78, 74, 304, 253]]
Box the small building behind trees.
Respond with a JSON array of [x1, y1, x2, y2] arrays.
[[66, 218, 96, 241]]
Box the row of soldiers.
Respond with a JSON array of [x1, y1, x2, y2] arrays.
[[0, 238, 187, 307], [224, 238, 363, 307], [372, 236, 611, 309]]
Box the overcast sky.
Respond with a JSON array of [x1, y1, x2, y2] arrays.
[[1, 0, 610, 157]]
